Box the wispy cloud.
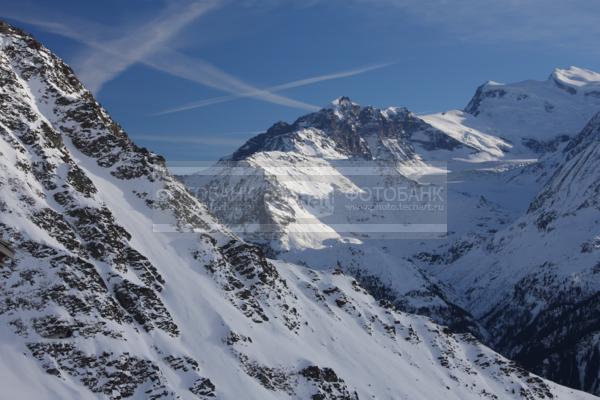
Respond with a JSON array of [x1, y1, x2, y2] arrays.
[[1, 1, 320, 110], [156, 62, 393, 115]]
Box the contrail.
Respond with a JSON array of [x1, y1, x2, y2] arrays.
[[1, 3, 319, 111], [156, 62, 394, 115]]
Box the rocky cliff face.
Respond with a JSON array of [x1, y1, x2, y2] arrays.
[[2, 20, 591, 400], [230, 96, 471, 163]]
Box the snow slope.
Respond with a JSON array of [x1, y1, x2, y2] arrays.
[[430, 111, 600, 394], [1, 20, 592, 400]]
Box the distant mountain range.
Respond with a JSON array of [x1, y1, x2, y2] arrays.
[[182, 61, 600, 396], [0, 19, 598, 400]]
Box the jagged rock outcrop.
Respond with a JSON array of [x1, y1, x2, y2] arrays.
[[230, 96, 469, 162]]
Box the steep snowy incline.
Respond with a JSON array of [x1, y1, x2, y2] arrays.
[[431, 112, 600, 394], [1, 21, 593, 400], [423, 66, 600, 154]]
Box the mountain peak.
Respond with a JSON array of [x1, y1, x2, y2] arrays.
[[329, 96, 360, 117], [550, 66, 600, 88], [460, 66, 600, 147], [331, 96, 357, 107]]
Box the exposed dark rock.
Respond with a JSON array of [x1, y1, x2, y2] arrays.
[[230, 98, 466, 162]]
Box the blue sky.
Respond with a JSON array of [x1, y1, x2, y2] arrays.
[[3, 0, 600, 160]]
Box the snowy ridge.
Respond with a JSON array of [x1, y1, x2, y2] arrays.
[[551, 66, 600, 89], [424, 66, 600, 154], [420, 110, 512, 158], [182, 149, 485, 335], [1, 20, 592, 400], [229, 95, 490, 163]]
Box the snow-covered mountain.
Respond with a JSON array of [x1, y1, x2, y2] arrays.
[[2, 20, 591, 400], [181, 97, 496, 335], [229, 96, 484, 162], [430, 111, 600, 394], [181, 60, 600, 397], [423, 66, 600, 154], [187, 66, 600, 256], [415, 71, 600, 395], [181, 85, 555, 334], [184, 95, 516, 252]]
